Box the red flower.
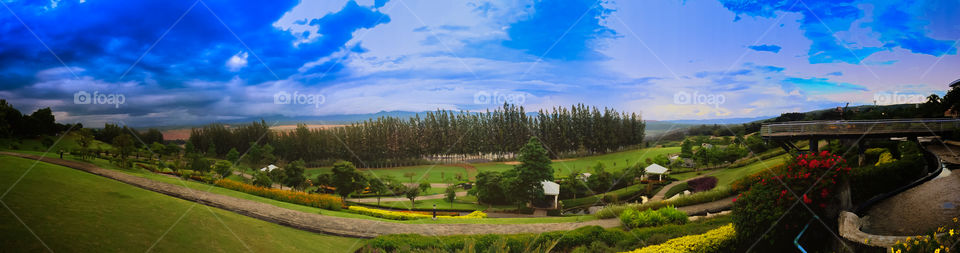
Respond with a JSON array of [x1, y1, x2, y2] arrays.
[[803, 194, 812, 204], [820, 188, 829, 198], [819, 203, 827, 208]]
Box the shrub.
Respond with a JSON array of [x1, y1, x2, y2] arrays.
[[364, 225, 630, 253], [732, 151, 851, 250], [624, 224, 735, 253], [214, 179, 342, 210], [596, 187, 732, 219], [687, 177, 717, 192], [889, 217, 960, 253], [664, 182, 689, 199], [621, 206, 687, 229], [347, 206, 486, 220]]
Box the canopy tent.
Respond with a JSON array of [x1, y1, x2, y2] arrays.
[[644, 163, 670, 180], [260, 164, 279, 172]]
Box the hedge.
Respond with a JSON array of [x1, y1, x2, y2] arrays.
[[214, 179, 342, 210], [347, 206, 485, 220], [623, 224, 735, 253]]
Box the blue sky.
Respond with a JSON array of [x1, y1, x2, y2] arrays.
[[0, 0, 957, 126]]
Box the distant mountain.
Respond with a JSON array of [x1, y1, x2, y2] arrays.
[[661, 116, 774, 125]]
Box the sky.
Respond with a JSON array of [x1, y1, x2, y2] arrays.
[[0, 0, 957, 127]]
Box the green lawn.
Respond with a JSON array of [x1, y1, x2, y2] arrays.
[[0, 155, 363, 252], [713, 153, 790, 187], [0, 132, 112, 153]]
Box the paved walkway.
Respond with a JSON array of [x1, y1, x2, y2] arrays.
[[862, 169, 960, 235], [0, 152, 619, 238]]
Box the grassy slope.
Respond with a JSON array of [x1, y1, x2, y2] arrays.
[[0, 155, 363, 252]]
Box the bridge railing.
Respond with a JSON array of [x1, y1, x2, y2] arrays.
[[760, 118, 960, 136]]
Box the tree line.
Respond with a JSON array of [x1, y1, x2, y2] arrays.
[[187, 104, 646, 166]]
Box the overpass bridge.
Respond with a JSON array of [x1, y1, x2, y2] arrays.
[[760, 118, 960, 154]]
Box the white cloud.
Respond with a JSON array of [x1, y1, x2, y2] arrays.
[[226, 51, 249, 72]]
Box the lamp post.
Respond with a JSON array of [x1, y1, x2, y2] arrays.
[[432, 204, 437, 220]]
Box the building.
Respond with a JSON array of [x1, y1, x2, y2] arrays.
[[541, 180, 560, 209], [260, 164, 279, 172], [644, 163, 670, 181]]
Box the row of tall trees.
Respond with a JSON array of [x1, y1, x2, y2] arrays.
[[0, 100, 73, 139], [187, 104, 645, 166]]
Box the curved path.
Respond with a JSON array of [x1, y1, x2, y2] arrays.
[[650, 170, 720, 201], [0, 152, 617, 238]]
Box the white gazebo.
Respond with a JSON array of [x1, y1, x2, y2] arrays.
[[644, 163, 670, 181], [541, 180, 560, 209], [260, 164, 279, 172]]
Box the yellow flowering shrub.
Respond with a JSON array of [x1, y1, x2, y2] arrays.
[[214, 179, 342, 210], [889, 217, 960, 253], [623, 224, 735, 253], [348, 206, 486, 220]]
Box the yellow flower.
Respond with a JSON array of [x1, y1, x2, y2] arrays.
[[951, 229, 955, 237], [953, 217, 958, 223], [937, 249, 941, 253]]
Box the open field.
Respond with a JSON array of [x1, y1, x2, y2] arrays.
[[0, 155, 363, 252]]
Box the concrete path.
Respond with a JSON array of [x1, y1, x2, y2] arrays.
[[0, 152, 619, 238], [862, 168, 960, 235], [346, 191, 467, 203]]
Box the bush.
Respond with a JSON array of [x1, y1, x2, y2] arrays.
[[851, 143, 925, 203], [732, 151, 851, 250], [596, 187, 732, 219], [214, 179, 342, 210], [347, 206, 486, 220], [621, 206, 687, 229], [687, 177, 717, 192], [364, 225, 630, 253], [664, 182, 689, 199], [623, 224, 735, 253], [888, 217, 960, 253]]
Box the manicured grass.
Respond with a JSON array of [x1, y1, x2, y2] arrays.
[[9, 150, 598, 224], [0, 155, 363, 252], [546, 147, 681, 175], [306, 165, 471, 184], [712, 153, 790, 187], [562, 183, 660, 208], [0, 132, 112, 153]]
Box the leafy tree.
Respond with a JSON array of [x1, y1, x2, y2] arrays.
[[164, 143, 181, 158], [213, 160, 233, 179], [444, 185, 457, 208], [471, 171, 507, 205], [188, 154, 212, 173], [680, 139, 694, 158], [150, 142, 166, 159], [206, 143, 217, 157], [283, 159, 307, 191], [184, 141, 195, 154], [112, 133, 135, 168], [330, 161, 367, 198], [252, 172, 272, 188], [586, 162, 612, 193], [225, 148, 240, 164], [511, 137, 554, 206], [404, 185, 421, 210], [368, 177, 388, 205]]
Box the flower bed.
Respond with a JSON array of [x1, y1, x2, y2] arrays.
[[214, 179, 342, 210], [347, 206, 486, 220], [623, 224, 735, 253], [889, 217, 960, 253]]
